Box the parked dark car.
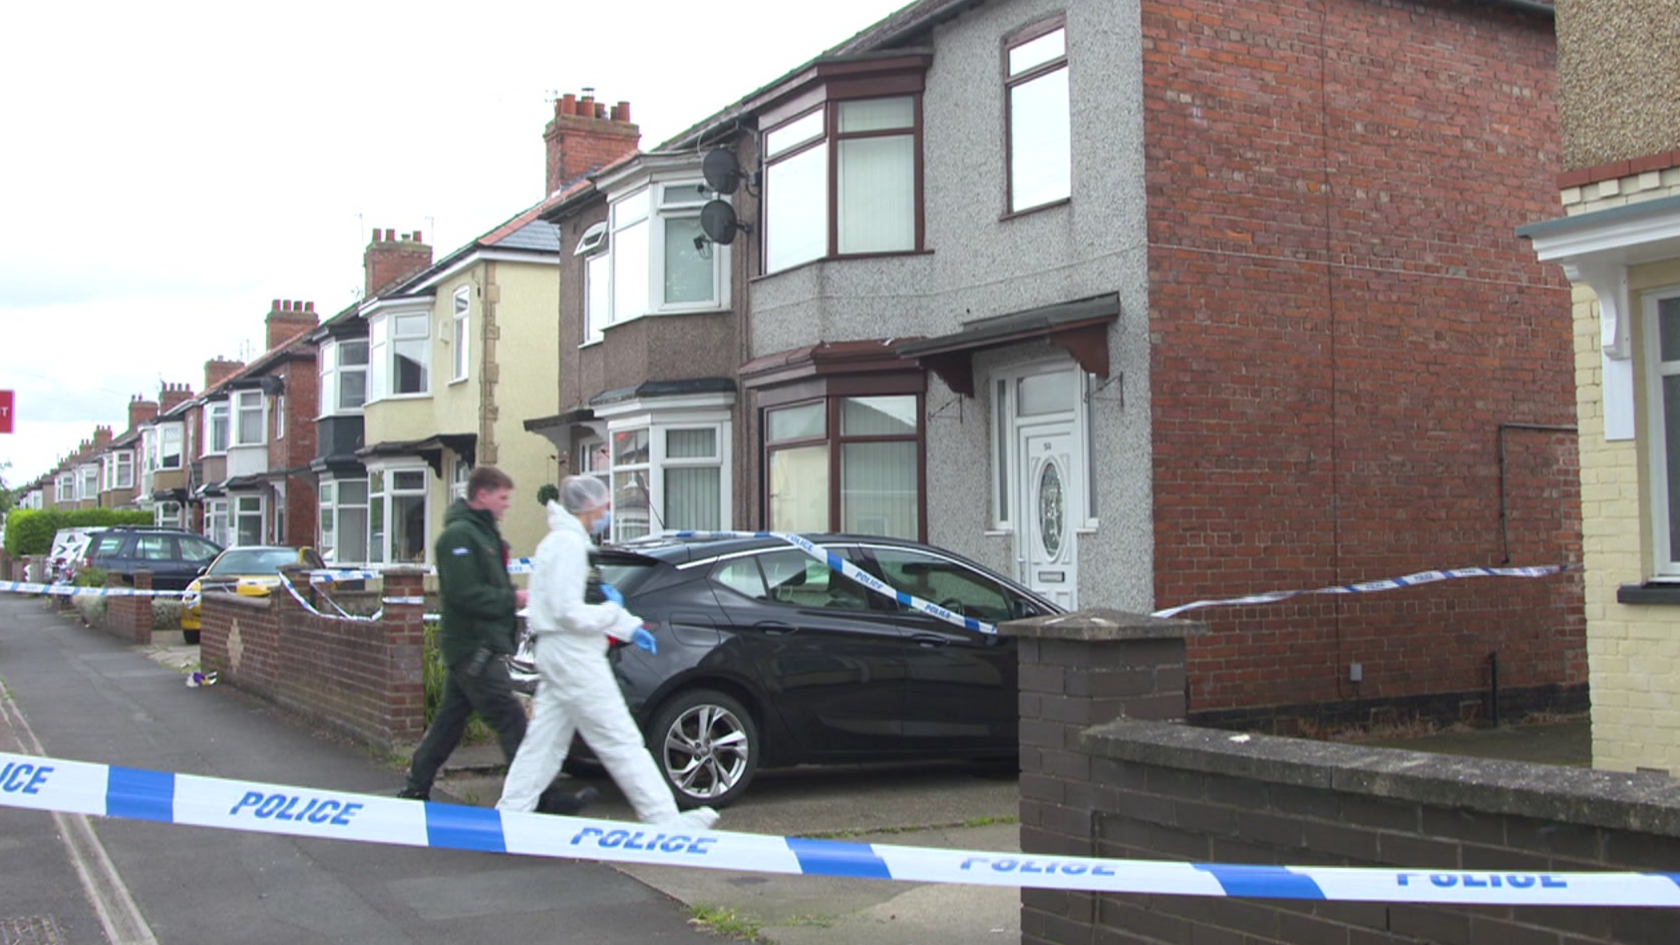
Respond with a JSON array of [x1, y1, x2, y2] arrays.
[[510, 533, 1061, 808], [83, 526, 224, 592]]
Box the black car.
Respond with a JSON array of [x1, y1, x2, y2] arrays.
[[83, 526, 224, 591], [510, 534, 1061, 808]]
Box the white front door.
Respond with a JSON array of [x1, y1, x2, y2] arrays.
[[1018, 421, 1078, 609]]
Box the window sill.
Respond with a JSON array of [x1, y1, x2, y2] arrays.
[[368, 393, 433, 404], [1617, 582, 1680, 605], [449, 376, 469, 386], [1000, 197, 1071, 223]]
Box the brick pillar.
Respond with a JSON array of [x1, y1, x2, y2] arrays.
[[382, 568, 429, 746], [997, 608, 1203, 945], [103, 570, 154, 644]]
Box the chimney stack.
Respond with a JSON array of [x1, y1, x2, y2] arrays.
[[266, 298, 320, 350], [544, 90, 640, 195], [205, 357, 245, 391], [364, 229, 434, 300], [93, 425, 114, 449], [127, 394, 159, 433], [159, 382, 195, 415]]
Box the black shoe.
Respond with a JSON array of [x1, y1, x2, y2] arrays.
[[396, 787, 430, 801], [536, 785, 599, 816]]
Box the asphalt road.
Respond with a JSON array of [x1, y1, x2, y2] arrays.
[[0, 594, 722, 945]]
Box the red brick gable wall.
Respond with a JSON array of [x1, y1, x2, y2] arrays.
[[1142, 0, 1582, 719]]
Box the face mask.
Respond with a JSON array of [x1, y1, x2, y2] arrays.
[[590, 509, 612, 538]]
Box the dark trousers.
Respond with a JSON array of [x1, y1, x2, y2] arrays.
[[405, 656, 527, 795]]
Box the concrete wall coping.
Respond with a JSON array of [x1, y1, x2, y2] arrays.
[[999, 609, 1207, 642], [1084, 720, 1680, 838]]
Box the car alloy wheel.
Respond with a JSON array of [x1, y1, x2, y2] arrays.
[[650, 689, 758, 809]]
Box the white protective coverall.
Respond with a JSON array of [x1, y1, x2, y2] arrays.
[[496, 501, 716, 828]]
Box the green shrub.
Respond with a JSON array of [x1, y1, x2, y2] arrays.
[[535, 483, 559, 506], [74, 567, 108, 588], [3, 508, 156, 556], [151, 598, 181, 630]]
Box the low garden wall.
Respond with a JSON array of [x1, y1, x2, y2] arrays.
[[198, 567, 428, 750], [1002, 610, 1677, 945]]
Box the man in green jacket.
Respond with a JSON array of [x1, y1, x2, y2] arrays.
[[399, 466, 593, 814]]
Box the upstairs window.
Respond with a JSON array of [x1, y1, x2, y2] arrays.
[[158, 422, 184, 469], [368, 311, 430, 400], [232, 391, 264, 448], [578, 221, 611, 344], [764, 96, 920, 273], [1005, 19, 1071, 213], [319, 339, 369, 415], [205, 401, 230, 454], [581, 179, 728, 346], [275, 394, 286, 439], [451, 287, 471, 382], [115, 450, 134, 489], [78, 465, 99, 500]]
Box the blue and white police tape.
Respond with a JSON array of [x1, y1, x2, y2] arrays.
[[0, 580, 184, 599], [2, 749, 1677, 907], [668, 531, 1000, 634], [1150, 563, 1578, 619], [305, 557, 536, 585]]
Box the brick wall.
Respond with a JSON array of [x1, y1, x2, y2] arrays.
[[103, 569, 153, 644], [1007, 609, 1680, 945], [1142, 0, 1583, 721], [198, 567, 427, 749]]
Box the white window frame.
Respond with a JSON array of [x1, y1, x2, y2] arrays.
[[78, 464, 99, 501], [451, 287, 471, 383], [204, 401, 230, 455], [159, 422, 183, 470], [232, 391, 265, 448], [595, 395, 734, 542], [1004, 19, 1072, 214], [318, 338, 370, 416], [1642, 286, 1680, 579], [367, 464, 431, 566], [450, 457, 470, 501], [368, 309, 432, 402], [233, 494, 264, 546], [205, 499, 230, 547], [582, 177, 729, 347], [115, 450, 134, 489], [154, 500, 182, 528], [318, 478, 371, 565], [57, 473, 74, 503], [274, 394, 286, 440]]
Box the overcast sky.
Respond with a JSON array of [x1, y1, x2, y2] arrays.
[[0, 0, 913, 489]]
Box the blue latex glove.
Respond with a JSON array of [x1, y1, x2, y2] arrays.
[[630, 626, 658, 654], [602, 583, 624, 606]]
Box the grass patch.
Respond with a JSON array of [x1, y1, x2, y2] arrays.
[[689, 905, 764, 942]]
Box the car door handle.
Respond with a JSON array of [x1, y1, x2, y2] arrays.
[[754, 621, 798, 636], [913, 634, 950, 648]]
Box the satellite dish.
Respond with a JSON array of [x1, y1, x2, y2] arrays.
[[699, 200, 741, 245], [702, 149, 742, 195]]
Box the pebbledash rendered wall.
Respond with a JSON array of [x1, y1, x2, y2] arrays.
[[1003, 610, 1680, 945], [197, 567, 428, 750]]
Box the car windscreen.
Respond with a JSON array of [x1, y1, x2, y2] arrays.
[[595, 553, 660, 594], [207, 549, 298, 575]]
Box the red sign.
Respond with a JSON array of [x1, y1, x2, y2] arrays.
[[0, 389, 12, 434]]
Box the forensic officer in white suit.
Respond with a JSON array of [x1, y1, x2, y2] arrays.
[[497, 475, 719, 831]]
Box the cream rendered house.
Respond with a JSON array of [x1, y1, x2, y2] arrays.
[[355, 210, 562, 563], [1520, 1, 1680, 773]]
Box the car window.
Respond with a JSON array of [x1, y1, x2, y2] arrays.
[[89, 534, 125, 558], [134, 536, 177, 561], [210, 549, 298, 574], [710, 557, 768, 599], [870, 547, 1014, 623], [752, 549, 872, 612], [181, 538, 221, 563]]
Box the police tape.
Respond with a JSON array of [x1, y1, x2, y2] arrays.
[[305, 557, 535, 584], [2, 750, 1676, 907], [1150, 563, 1579, 619], [0, 580, 184, 599]]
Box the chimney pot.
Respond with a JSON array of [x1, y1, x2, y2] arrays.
[[271, 298, 281, 311], [412, 230, 422, 243], [305, 301, 315, 312], [615, 101, 631, 122]]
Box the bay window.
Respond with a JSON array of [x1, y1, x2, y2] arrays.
[[318, 339, 369, 415], [205, 401, 230, 454], [368, 467, 429, 565], [760, 61, 925, 274], [115, 450, 134, 489], [234, 495, 264, 545], [233, 391, 265, 447], [158, 423, 183, 469], [765, 394, 921, 539], [1005, 18, 1071, 213], [318, 479, 369, 565], [1644, 291, 1680, 577], [368, 310, 430, 401], [275, 395, 285, 439], [579, 176, 728, 346], [205, 499, 230, 547], [78, 464, 99, 500], [452, 287, 470, 382], [605, 420, 729, 542]]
